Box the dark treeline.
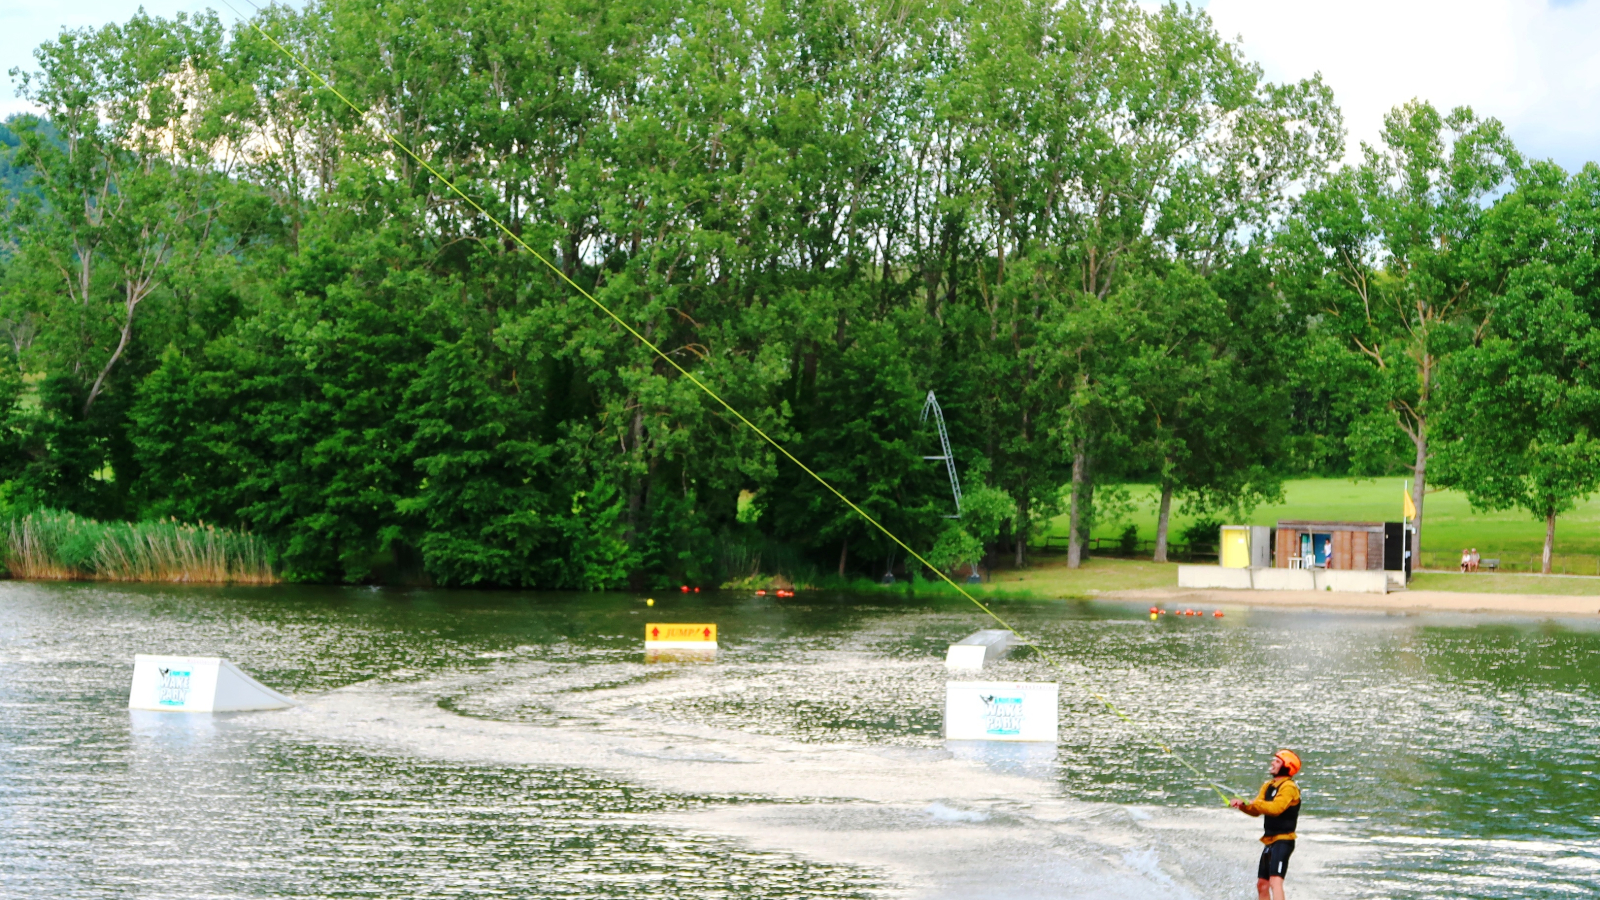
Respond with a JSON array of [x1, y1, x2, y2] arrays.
[[1, 0, 1597, 584]]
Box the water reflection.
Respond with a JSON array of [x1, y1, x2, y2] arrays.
[[944, 740, 1059, 779]]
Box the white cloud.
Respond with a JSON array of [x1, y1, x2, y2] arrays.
[[1204, 0, 1600, 170]]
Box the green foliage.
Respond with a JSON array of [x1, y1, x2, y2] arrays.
[[0, 365, 24, 494], [33, 0, 1600, 585], [1278, 101, 1521, 546], [1118, 525, 1140, 555], [1432, 161, 1600, 570], [1180, 517, 1224, 551], [0, 116, 53, 206], [960, 484, 1018, 547], [927, 524, 983, 574], [2, 508, 275, 582], [735, 490, 762, 525]]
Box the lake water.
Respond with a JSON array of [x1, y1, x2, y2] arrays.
[[1, 581, 1595, 898]]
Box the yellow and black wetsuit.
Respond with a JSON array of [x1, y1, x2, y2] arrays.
[[1241, 776, 1300, 880]]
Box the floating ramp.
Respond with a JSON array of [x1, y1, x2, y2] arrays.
[[128, 655, 296, 712], [944, 629, 1015, 670]]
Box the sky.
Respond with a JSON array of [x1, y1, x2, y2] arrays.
[[1199, 0, 1600, 171], [0, 0, 255, 117], [4, 0, 1600, 171]]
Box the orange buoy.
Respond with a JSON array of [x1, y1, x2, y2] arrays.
[[1214, 610, 1223, 617]]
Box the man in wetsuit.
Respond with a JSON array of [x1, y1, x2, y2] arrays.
[[1230, 749, 1301, 900]]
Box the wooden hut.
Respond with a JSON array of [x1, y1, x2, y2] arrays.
[[1274, 521, 1398, 571]]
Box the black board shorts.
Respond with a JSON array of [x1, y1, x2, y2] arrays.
[[1258, 839, 1295, 880]]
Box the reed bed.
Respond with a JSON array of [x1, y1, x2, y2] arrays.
[[2, 510, 278, 584]]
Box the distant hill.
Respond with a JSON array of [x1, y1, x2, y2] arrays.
[[0, 119, 26, 197], [0, 115, 58, 200]]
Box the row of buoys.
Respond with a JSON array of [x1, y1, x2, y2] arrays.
[[658, 587, 800, 599], [1149, 606, 1223, 619]]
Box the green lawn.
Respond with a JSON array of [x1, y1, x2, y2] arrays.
[[1047, 478, 1600, 575], [1409, 571, 1600, 595], [877, 557, 1600, 601]]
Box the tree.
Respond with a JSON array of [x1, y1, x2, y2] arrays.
[[1433, 161, 1600, 573], [921, 0, 1335, 569], [1127, 261, 1287, 561], [0, 0, 1370, 588], [1280, 101, 1520, 554], [2, 13, 250, 517]]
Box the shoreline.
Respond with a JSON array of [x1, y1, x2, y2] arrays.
[[5, 569, 1596, 617], [1101, 585, 1600, 617]]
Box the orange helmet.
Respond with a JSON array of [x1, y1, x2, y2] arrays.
[[1274, 749, 1302, 777]]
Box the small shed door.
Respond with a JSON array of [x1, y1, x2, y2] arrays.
[[1383, 522, 1404, 570], [1312, 534, 1332, 567], [1251, 526, 1272, 568], [1221, 528, 1250, 568]]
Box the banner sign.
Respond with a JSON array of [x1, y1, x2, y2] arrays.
[[645, 623, 718, 650], [944, 681, 1058, 742]]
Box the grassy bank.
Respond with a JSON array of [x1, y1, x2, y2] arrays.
[[776, 556, 1177, 601], [1408, 570, 1600, 596], [1054, 477, 1600, 575], [2, 509, 278, 584]]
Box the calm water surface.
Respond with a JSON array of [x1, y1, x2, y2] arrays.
[[0, 581, 1595, 898]]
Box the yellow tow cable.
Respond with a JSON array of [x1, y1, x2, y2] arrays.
[[224, 1, 1235, 806]]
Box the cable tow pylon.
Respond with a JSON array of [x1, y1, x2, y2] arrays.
[[225, 2, 1235, 806], [920, 391, 962, 519]]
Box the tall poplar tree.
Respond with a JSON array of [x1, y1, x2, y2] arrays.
[[1280, 102, 1519, 553]]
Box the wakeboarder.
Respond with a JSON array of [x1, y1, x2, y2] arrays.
[[1230, 749, 1302, 900]]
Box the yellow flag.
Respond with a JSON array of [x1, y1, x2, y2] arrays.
[[1402, 486, 1417, 519]]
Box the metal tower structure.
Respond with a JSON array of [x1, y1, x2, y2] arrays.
[[921, 391, 962, 518]]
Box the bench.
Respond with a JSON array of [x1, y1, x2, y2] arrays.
[[1480, 558, 1499, 572]]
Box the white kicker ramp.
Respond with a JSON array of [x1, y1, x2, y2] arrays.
[[128, 655, 296, 712], [945, 629, 1015, 670]]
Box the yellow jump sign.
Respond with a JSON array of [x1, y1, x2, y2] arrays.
[[645, 623, 717, 649]]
